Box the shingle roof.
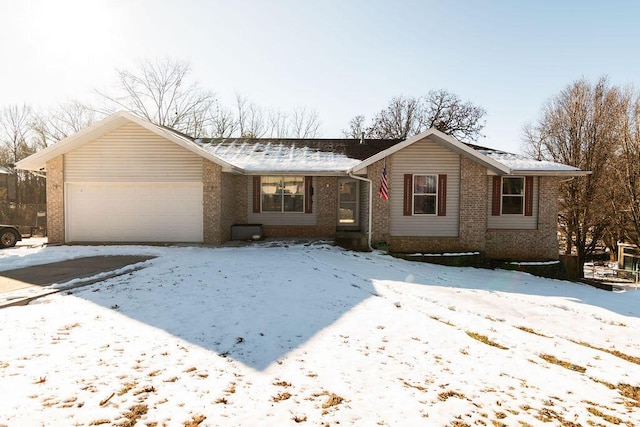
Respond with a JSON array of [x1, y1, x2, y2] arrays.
[[194, 138, 401, 172]]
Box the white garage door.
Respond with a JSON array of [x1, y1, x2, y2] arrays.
[[66, 182, 203, 242]]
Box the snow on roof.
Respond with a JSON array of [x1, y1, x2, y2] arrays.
[[196, 138, 398, 172], [477, 149, 582, 172]]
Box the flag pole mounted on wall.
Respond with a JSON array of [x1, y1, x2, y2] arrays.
[[378, 159, 389, 200]]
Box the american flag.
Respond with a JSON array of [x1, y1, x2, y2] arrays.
[[378, 160, 389, 200]]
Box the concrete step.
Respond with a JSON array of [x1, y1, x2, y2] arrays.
[[335, 231, 370, 252]]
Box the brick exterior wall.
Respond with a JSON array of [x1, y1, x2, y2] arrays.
[[202, 160, 221, 244], [485, 176, 560, 260], [370, 158, 391, 244], [46, 155, 65, 244], [315, 176, 338, 235], [219, 173, 247, 242], [459, 157, 488, 250]]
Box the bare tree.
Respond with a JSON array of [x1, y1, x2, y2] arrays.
[[267, 108, 289, 138], [368, 96, 424, 139], [609, 90, 640, 248], [235, 93, 267, 138], [523, 76, 623, 276], [0, 104, 45, 223], [210, 102, 237, 138], [342, 114, 367, 139], [234, 94, 322, 138], [423, 89, 486, 142], [346, 90, 486, 141], [290, 106, 321, 138], [32, 100, 98, 147], [98, 58, 216, 136], [0, 104, 34, 165]]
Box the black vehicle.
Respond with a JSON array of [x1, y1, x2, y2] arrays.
[[0, 225, 21, 248]]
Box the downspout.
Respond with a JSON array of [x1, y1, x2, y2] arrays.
[[347, 171, 373, 251]]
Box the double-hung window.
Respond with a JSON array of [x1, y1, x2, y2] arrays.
[[261, 176, 305, 212], [413, 175, 438, 215], [501, 177, 524, 214], [403, 173, 447, 216], [491, 176, 533, 216]]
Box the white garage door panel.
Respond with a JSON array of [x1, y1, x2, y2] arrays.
[[67, 183, 203, 242]]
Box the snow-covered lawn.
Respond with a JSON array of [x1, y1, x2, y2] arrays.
[[1, 242, 639, 426]]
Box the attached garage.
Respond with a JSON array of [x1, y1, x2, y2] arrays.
[[66, 182, 203, 242], [61, 120, 206, 243]]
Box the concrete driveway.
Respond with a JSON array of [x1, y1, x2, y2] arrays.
[[0, 255, 154, 308]]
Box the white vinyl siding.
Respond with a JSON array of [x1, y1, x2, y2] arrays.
[[487, 176, 538, 229], [64, 122, 202, 182], [66, 182, 203, 242], [247, 177, 317, 226], [390, 137, 460, 237]]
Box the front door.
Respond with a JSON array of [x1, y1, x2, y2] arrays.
[[337, 178, 359, 229]]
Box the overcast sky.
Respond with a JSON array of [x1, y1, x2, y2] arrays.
[[1, 0, 639, 152]]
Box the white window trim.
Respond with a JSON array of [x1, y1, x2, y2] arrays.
[[501, 176, 525, 216], [413, 174, 438, 216], [261, 176, 305, 213]]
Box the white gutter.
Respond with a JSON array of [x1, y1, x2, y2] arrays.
[[348, 172, 373, 251]]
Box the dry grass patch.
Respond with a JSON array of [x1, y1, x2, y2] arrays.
[[402, 380, 428, 392], [515, 326, 550, 338], [534, 407, 581, 426], [273, 380, 291, 387], [586, 407, 623, 424], [590, 378, 640, 408], [184, 414, 206, 426], [437, 390, 466, 401], [272, 392, 292, 402], [539, 354, 586, 373], [466, 332, 509, 350], [430, 315, 455, 326], [118, 403, 148, 427], [574, 341, 640, 366], [292, 415, 307, 423], [89, 419, 111, 425], [322, 393, 344, 408], [618, 383, 640, 407], [133, 385, 155, 396], [118, 381, 137, 396]]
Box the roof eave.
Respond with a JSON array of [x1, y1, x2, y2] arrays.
[[242, 170, 351, 176], [510, 170, 592, 177]]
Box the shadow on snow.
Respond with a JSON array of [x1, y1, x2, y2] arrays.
[[74, 245, 377, 371]]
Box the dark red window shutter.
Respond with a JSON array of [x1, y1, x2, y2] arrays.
[[437, 174, 447, 216], [403, 174, 413, 216], [252, 176, 261, 213], [492, 176, 501, 216], [524, 176, 534, 216], [305, 176, 313, 213]]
